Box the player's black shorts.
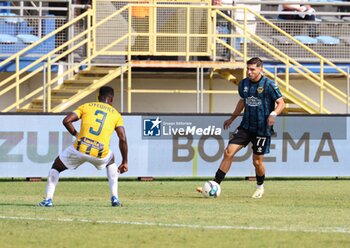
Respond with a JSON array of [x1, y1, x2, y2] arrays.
[[229, 127, 271, 155]]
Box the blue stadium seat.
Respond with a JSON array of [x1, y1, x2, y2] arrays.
[[17, 34, 40, 44], [0, 12, 23, 24], [17, 21, 34, 34], [0, 19, 16, 35], [0, 34, 17, 43], [0, 12, 33, 35], [272, 36, 293, 45], [293, 36, 318, 44], [316, 36, 340, 45], [0, 34, 20, 54]]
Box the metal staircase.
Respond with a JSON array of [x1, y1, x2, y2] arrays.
[[17, 66, 127, 112], [1, 3, 349, 113], [211, 7, 350, 114], [214, 68, 318, 114]]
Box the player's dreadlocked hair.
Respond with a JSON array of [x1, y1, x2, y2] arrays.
[[247, 57, 263, 68]]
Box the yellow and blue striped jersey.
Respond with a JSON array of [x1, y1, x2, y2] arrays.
[[73, 102, 124, 158]]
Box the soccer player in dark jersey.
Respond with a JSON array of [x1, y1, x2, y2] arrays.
[[198, 57, 285, 198], [38, 86, 128, 207]]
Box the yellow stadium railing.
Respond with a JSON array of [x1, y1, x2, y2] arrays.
[[211, 7, 350, 113], [0, 2, 349, 113], [0, 10, 94, 112]]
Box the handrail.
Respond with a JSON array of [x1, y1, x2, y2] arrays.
[[1, 3, 349, 113], [0, 10, 91, 89], [248, 9, 349, 78], [0, 5, 132, 112], [214, 7, 349, 111], [243, 8, 350, 105], [0, 11, 89, 69], [0, 11, 93, 111]]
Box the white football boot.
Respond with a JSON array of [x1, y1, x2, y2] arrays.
[[252, 186, 264, 199]]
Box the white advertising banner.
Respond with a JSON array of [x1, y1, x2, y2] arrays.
[[0, 114, 348, 177]]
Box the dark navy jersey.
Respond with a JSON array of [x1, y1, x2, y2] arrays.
[[238, 76, 282, 136]]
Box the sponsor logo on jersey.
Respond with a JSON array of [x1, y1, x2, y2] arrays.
[[246, 96, 262, 107]]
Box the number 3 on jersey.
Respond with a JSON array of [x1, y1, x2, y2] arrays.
[[89, 110, 107, 135]]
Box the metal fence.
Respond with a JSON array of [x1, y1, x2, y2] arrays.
[[0, 1, 93, 59], [93, 0, 212, 59], [246, 19, 350, 62], [1, 0, 350, 63], [0, 15, 67, 56], [230, 0, 350, 62]]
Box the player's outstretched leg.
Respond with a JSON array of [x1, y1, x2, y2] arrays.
[[197, 144, 239, 193], [107, 163, 122, 207], [196, 168, 226, 193], [37, 168, 59, 207], [37, 156, 67, 207]]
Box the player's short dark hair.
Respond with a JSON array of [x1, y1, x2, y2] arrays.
[[99, 86, 114, 97], [247, 57, 263, 67]]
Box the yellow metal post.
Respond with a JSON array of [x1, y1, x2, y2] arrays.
[[208, 6, 212, 56], [209, 68, 214, 113], [320, 59, 324, 113], [92, 1, 97, 55], [87, 9, 92, 69], [128, 6, 132, 62], [212, 9, 217, 61], [243, 7, 247, 76], [16, 56, 20, 110], [186, 7, 190, 61], [150, 1, 155, 54], [47, 57, 52, 112], [285, 58, 290, 92], [128, 63, 132, 113]]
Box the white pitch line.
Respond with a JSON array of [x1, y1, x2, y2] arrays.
[[0, 215, 350, 234]]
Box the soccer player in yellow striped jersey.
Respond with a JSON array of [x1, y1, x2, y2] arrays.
[[74, 101, 124, 158], [38, 86, 128, 207]]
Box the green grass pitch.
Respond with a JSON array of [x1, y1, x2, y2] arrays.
[[0, 179, 350, 247]]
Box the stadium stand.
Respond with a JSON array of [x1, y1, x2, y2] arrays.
[[316, 35, 340, 44], [252, 0, 350, 62], [0, 1, 68, 72], [293, 35, 318, 44], [0, 0, 350, 114]]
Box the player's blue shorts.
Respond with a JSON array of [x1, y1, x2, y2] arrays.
[[229, 127, 271, 155]]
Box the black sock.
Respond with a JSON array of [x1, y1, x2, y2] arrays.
[[214, 169, 226, 185], [256, 174, 265, 186]]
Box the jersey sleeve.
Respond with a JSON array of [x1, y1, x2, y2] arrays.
[[238, 80, 244, 99], [115, 114, 124, 127], [268, 81, 283, 102], [73, 104, 85, 119]]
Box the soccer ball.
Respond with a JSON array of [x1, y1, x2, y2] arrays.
[[202, 180, 221, 198]]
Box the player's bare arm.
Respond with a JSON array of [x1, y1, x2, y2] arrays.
[[268, 97, 285, 126], [115, 126, 128, 174], [224, 99, 245, 130], [62, 112, 79, 137]]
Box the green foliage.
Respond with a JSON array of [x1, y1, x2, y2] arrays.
[[0, 180, 350, 247]]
